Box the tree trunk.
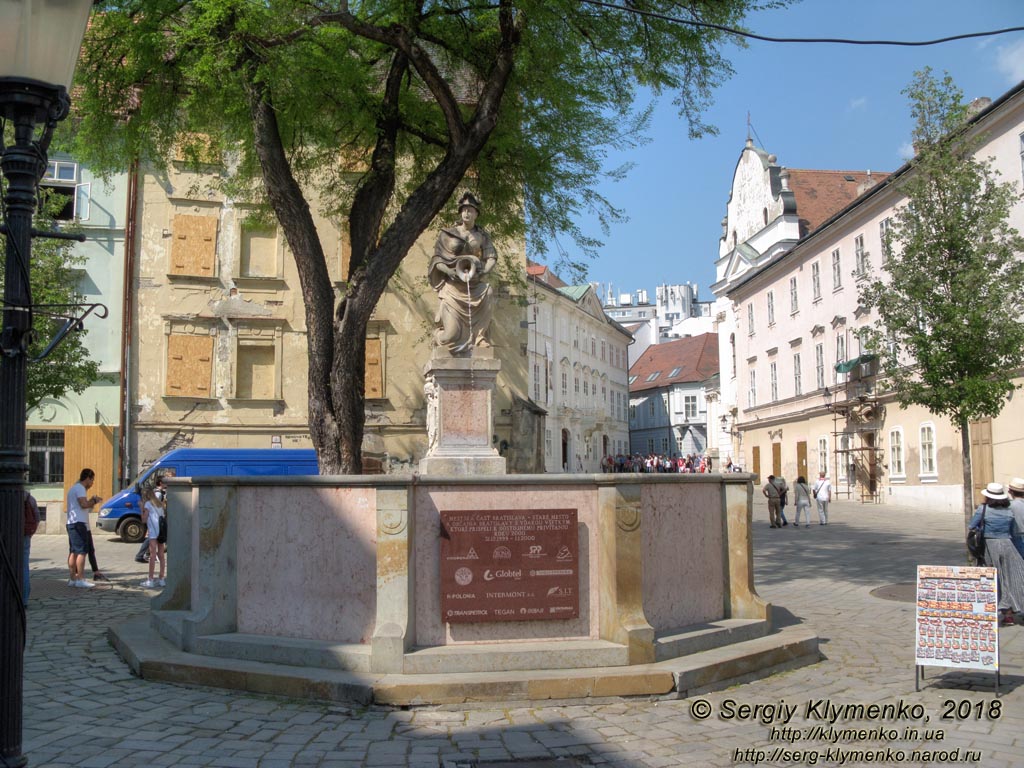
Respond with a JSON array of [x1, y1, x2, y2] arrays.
[[959, 414, 974, 565], [246, 77, 342, 474]]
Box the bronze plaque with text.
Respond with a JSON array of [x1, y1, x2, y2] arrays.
[[440, 509, 579, 623]]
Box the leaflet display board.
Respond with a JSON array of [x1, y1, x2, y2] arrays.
[[440, 509, 579, 623], [915, 565, 999, 673]]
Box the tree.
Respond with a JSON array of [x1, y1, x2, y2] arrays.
[[72, 0, 781, 473], [860, 69, 1024, 529], [0, 186, 99, 412]]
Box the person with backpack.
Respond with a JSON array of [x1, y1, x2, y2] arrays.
[[773, 475, 790, 527], [969, 483, 1024, 626], [23, 491, 40, 606]]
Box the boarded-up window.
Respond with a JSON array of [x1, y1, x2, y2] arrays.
[[240, 226, 278, 277], [166, 334, 214, 397], [170, 215, 217, 276], [365, 337, 383, 399], [237, 343, 276, 399]]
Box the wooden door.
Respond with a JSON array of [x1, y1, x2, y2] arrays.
[[796, 441, 808, 481], [970, 418, 994, 504], [63, 425, 116, 505], [752, 445, 761, 479], [772, 442, 782, 477]]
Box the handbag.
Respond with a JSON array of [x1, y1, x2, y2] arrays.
[[966, 504, 987, 564], [157, 515, 168, 544]]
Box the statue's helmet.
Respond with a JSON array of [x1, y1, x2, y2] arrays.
[[458, 191, 481, 213]]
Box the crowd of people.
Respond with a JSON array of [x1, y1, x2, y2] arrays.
[[600, 453, 720, 473]]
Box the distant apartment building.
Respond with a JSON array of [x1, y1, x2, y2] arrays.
[[627, 333, 719, 457], [711, 82, 1024, 512], [601, 283, 714, 365], [528, 263, 632, 471]]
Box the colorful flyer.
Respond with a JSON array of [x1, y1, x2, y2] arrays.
[[915, 565, 998, 671]]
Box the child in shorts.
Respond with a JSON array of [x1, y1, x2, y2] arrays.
[[139, 487, 166, 588]]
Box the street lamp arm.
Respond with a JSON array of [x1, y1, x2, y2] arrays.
[[27, 302, 108, 362]]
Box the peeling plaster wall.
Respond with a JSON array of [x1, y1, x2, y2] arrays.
[[130, 163, 528, 475]]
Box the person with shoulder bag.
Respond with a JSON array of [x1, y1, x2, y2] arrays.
[[793, 476, 813, 528], [969, 483, 1024, 626]]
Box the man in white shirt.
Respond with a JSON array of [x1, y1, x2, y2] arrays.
[[67, 468, 104, 588], [812, 471, 832, 525]]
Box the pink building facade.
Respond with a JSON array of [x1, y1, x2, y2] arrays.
[[712, 82, 1024, 513]]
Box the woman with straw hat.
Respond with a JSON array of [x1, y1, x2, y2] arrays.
[[969, 482, 1024, 626]]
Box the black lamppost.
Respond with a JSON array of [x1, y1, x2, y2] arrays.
[[1, 2, 94, 765]]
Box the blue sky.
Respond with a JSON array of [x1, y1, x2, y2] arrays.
[[567, 0, 1024, 302]]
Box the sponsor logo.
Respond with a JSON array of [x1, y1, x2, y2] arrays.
[[530, 569, 574, 577], [446, 609, 488, 618], [454, 567, 473, 586], [445, 593, 475, 600], [546, 586, 573, 598], [494, 608, 515, 616], [556, 545, 572, 561], [493, 546, 512, 559], [519, 607, 545, 615], [524, 545, 544, 558], [448, 547, 479, 561], [483, 568, 522, 581], [549, 606, 574, 614]]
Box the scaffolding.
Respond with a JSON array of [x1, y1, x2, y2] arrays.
[[830, 357, 885, 503]]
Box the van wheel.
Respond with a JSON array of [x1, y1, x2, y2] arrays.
[[120, 517, 145, 544]]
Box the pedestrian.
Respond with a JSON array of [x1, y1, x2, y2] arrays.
[[66, 468, 106, 588], [139, 487, 166, 589], [763, 474, 782, 528], [23, 490, 40, 606], [812, 471, 832, 525], [135, 476, 167, 563], [793, 475, 813, 528], [773, 475, 790, 527], [1008, 477, 1024, 558], [969, 482, 1024, 626]]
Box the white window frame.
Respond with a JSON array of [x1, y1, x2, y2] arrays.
[[684, 395, 698, 421], [789, 277, 798, 314], [815, 343, 825, 389], [747, 303, 755, 336], [817, 436, 829, 477], [889, 427, 905, 480], [748, 368, 757, 408], [831, 248, 842, 290], [769, 361, 778, 401], [767, 291, 775, 326], [854, 233, 868, 276], [920, 423, 937, 478], [793, 352, 802, 396], [811, 262, 821, 301]]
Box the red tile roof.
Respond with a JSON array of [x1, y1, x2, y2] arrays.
[[628, 333, 719, 393], [786, 170, 889, 237], [526, 260, 567, 288]]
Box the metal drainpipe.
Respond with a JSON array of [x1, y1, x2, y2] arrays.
[[118, 160, 139, 488]]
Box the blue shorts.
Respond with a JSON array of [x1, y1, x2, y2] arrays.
[[66, 523, 89, 555]]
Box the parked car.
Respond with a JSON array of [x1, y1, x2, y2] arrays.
[[97, 448, 319, 542]]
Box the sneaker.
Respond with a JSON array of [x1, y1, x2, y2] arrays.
[[93, 572, 109, 582], [139, 579, 158, 589], [67, 578, 76, 587], [73, 579, 94, 589], [134, 556, 147, 564], [156, 578, 166, 587]]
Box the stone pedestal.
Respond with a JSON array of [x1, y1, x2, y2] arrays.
[[419, 356, 506, 476]]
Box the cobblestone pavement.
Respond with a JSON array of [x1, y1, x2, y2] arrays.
[[19, 500, 1024, 767]]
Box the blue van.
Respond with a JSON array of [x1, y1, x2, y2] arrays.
[[97, 448, 319, 542]]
